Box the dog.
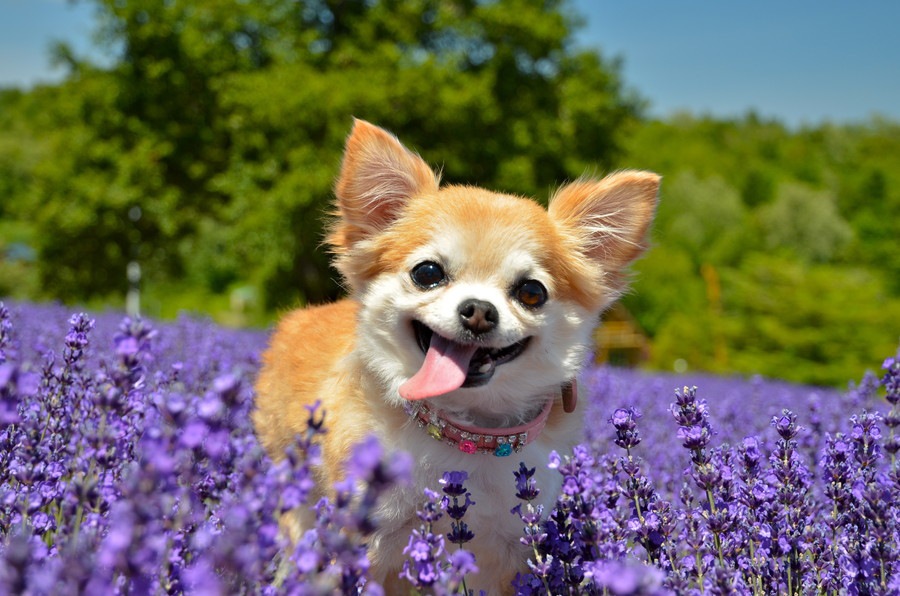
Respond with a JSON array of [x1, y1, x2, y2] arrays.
[[253, 119, 659, 593]]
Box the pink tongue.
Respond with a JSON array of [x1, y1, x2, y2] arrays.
[[399, 334, 478, 401]]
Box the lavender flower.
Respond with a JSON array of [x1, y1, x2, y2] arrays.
[[0, 303, 13, 364], [1, 301, 898, 595], [881, 357, 900, 461], [582, 558, 668, 595], [610, 408, 664, 567], [0, 363, 23, 427], [402, 482, 479, 594], [441, 471, 476, 547], [610, 407, 643, 451], [767, 409, 813, 593]]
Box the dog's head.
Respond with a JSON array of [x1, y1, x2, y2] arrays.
[[328, 120, 658, 424]]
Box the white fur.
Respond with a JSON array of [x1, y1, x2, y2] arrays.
[[356, 226, 595, 425], [351, 225, 596, 593], [261, 122, 658, 594]]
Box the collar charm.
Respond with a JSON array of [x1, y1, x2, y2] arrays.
[[404, 399, 553, 456]]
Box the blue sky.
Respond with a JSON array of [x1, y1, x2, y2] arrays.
[[2, 0, 899, 127]]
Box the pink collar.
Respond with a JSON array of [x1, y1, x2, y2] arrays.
[[404, 399, 554, 457]]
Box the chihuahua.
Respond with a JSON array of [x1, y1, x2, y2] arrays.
[[253, 120, 659, 593]]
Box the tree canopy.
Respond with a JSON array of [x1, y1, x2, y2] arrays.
[[620, 114, 900, 385], [2, 1, 899, 386], [4, 0, 638, 313]]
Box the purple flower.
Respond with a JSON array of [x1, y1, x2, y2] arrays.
[[0, 303, 13, 364], [212, 373, 239, 396], [180, 560, 223, 596], [348, 435, 383, 479], [448, 548, 478, 577], [883, 357, 899, 404], [0, 363, 23, 426], [583, 558, 668, 594], [417, 488, 443, 524], [2, 301, 899, 595], [443, 492, 474, 521], [610, 407, 643, 450], [438, 471, 476, 548], [676, 424, 711, 449], [772, 410, 801, 440], [401, 484, 476, 591], [513, 463, 540, 502], [439, 470, 469, 497]]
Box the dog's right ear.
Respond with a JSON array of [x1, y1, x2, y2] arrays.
[[330, 119, 440, 253]]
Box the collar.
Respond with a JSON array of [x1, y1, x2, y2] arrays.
[[403, 398, 555, 457]]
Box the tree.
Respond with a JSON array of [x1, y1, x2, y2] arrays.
[[652, 171, 748, 267], [720, 255, 900, 386], [14, 0, 639, 312], [757, 183, 852, 263], [620, 115, 900, 385]]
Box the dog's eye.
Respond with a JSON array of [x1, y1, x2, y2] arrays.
[[515, 279, 548, 308], [411, 261, 446, 289]]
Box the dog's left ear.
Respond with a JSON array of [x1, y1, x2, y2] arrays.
[[549, 170, 660, 288], [330, 119, 440, 253]]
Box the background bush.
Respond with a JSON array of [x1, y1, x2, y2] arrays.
[[2, 0, 899, 386]]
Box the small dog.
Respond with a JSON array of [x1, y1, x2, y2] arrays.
[[253, 120, 659, 592]]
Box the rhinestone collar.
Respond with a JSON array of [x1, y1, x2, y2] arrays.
[[404, 399, 554, 457]]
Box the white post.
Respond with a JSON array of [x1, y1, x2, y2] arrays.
[[126, 260, 141, 317], [126, 205, 142, 317]]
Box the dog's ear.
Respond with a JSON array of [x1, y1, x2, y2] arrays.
[[549, 170, 660, 292], [330, 119, 439, 252]]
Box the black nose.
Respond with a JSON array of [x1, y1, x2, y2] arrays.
[[458, 299, 498, 335]]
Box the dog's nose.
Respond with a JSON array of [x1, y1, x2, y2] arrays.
[[458, 299, 498, 335]]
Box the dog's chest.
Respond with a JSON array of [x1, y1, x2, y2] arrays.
[[389, 423, 563, 540]]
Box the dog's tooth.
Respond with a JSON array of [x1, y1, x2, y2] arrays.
[[479, 361, 493, 373]]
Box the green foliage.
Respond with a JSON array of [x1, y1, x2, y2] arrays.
[[757, 183, 852, 262], [622, 115, 900, 386], [638, 255, 900, 385], [653, 171, 749, 267], [1, 4, 899, 385], [721, 256, 900, 386], [0, 0, 636, 315]]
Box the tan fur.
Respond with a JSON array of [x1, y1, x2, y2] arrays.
[[254, 120, 659, 593], [255, 299, 363, 471]]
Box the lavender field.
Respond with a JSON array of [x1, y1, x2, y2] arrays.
[[0, 300, 897, 594]]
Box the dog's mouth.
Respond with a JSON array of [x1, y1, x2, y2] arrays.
[[398, 321, 530, 401]]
